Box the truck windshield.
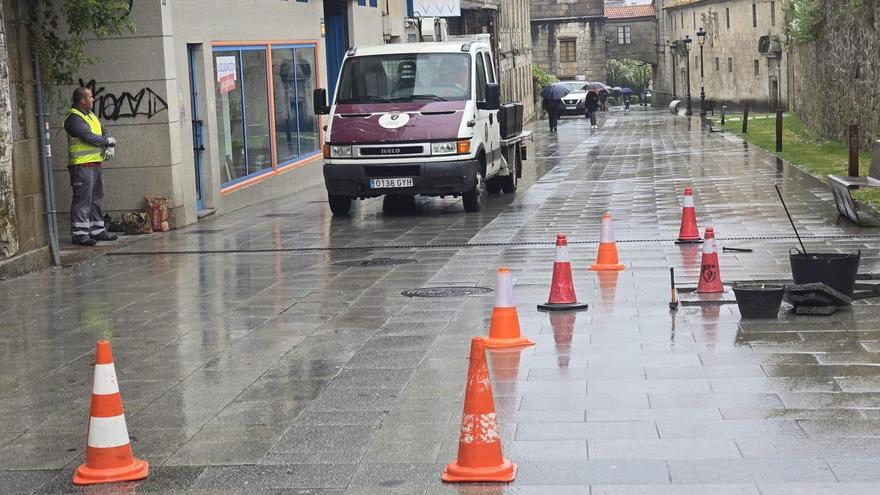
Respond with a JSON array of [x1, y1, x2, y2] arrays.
[[336, 53, 471, 104]]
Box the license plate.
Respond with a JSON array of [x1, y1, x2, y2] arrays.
[[370, 178, 413, 189]]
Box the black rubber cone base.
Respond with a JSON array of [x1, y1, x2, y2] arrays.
[[537, 301, 589, 311], [675, 238, 703, 244]]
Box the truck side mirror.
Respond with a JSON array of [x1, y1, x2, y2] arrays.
[[313, 88, 330, 115], [484, 83, 500, 111]]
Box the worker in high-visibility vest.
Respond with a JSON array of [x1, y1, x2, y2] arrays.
[[64, 87, 117, 246]]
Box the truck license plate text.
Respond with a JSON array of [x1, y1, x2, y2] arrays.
[[370, 178, 414, 189]]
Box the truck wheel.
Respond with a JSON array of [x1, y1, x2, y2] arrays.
[[462, 168, 485, 212], [486, 177, 502, 194], [328, 195, 352, 216]]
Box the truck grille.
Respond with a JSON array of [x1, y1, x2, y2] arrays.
[[358, 146, 424, 156]]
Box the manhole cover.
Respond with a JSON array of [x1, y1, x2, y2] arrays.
[[333, 257, 418, 267], [184, 229, 224, 234], [262, 213, 300, 217], [401, 287, 493, 298]]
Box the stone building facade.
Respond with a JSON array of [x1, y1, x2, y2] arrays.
[[530, 0, 607, 82], [605, 5, 659, 66], [655, 0, 789, 111]]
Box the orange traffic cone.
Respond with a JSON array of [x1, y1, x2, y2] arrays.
[[442, 337, 517, 483], [697, 227, 724, 293], [484, 268, 535, 349], [590, 213, 625, 271], [73, 341, 148, 485], [538, 233, 589, 311], [676, 186, 702, 244]]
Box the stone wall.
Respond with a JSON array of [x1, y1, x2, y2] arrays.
[[790, 0, 880, 149], [606, 17, 658, 66], [531, 20, 607, 81]]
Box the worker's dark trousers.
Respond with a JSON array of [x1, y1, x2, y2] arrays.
[[68, 165, 105, 241]]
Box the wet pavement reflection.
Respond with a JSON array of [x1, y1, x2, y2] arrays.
[[7, 110, 880, 492]]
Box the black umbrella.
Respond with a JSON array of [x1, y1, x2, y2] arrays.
[[540, 83, 571, 100]]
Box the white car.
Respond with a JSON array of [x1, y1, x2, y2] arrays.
[[557, 81, 588, 115]]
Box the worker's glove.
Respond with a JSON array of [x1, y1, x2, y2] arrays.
[[103, 146, 115, 160], [107, 137, 117, 147]]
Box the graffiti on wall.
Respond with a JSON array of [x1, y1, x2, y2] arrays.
[[78, 79, 169, 121]]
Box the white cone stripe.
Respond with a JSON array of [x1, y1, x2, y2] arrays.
[[92, 363, 119, 395], [703, 236, 716, 254], [494, 271, 516, 308], [600, 219, 615, 243], [555, 244, 570, 263], [683, 195, 694, 207], [87, 414, 131, 448]]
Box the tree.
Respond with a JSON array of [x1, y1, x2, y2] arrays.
[[30, 0, 135, 84], [605, 58, 652, 94], [0, 0, 18, 260]]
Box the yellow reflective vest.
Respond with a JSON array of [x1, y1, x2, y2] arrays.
[[66, 108, 104, 165]]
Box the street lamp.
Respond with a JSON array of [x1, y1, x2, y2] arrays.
[[666, 40, 678, 100], [697, 27, 707, 117], [683, 35, 693, 116]]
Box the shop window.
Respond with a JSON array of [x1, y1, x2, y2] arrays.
[[214, 42, 321, 189], [559, 39, 576, 62], [214, 48, 272, 185], [370, 0, 377, 6], [271, 46, 320, 167]]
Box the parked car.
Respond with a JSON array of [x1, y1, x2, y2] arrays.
[[557, 80, 588, 115]]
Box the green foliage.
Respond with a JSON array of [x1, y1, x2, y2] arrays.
[[532, 66, 556, 89], [606, 59, 651, 94], [30, 0, 136, 85], [781, 0, 822, 48]]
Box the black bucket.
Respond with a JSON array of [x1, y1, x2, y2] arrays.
[[732, 284, 785, 319], [789, 249, 860, 298]]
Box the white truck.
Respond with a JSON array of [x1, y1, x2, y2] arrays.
[[313, 30, 531, 215]]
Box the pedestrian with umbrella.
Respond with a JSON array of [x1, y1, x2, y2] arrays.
[[584, 90, 600, 130], [539, 83, 569, 132], [621, 87, 633, 111]]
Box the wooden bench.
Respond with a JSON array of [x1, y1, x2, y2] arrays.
[[827, 140, 880, 225]]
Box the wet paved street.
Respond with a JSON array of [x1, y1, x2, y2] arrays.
[[6, 109, 880, 494]]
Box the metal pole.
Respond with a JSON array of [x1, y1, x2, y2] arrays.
[[775, 109, 783, 153], [671, 51, 677, 99], [685, 49, 692, 116], [699, 43, 706, 117], [848, 124, 860, 177], [721, 104, 726, 125], [742, 102, 750, 134]]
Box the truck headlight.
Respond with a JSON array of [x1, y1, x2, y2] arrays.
[[329, 145, 352, 158], [431, 142, 457, 155]]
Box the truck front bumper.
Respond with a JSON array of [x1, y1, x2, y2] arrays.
[[323, 159, 479, 198]]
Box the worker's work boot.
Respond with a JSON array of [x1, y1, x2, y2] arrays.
[[72, 237, 98, 246], [91, 232, 118, 242]]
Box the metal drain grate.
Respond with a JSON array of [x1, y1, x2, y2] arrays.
[[401, 286, 493, 298], [184, 229, 224, 234], [262, 213, 300, 217], [333, 257, 418, 267]]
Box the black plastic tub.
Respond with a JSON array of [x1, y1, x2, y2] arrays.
[[789, 249, 860, 299], [732, 284, 785, 319]]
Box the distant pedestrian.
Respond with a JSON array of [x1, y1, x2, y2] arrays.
[[599, 90, 608, 112], [584, 91, 599, 130], [65, 87, 118, 246], [623, 94, 631, 111]]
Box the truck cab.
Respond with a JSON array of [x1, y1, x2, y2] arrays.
[[314, 37, 527, 215]]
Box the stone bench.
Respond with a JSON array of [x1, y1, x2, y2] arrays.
[[828, 140, 880, 225]]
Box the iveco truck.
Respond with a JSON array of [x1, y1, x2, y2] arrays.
[[313, 30, 530, 215]]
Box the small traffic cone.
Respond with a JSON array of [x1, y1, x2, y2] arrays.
[[484, 268, 535, 349], [73, 341, 148, 485], [442, 337, 517, 483], [590, 213, 625, 271], [538, 233, 589, 311], [676, 186, 702, 244], [696, 227, 724, 293]]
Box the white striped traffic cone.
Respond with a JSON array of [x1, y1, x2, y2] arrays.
[[73, 340, 148, 485]]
